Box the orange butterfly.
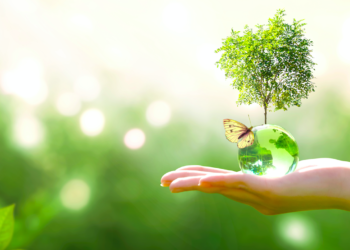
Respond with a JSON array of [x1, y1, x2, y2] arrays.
[[223, 119, 254, 148]]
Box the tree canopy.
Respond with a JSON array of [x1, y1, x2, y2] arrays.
[[216, 9, 316, 124]]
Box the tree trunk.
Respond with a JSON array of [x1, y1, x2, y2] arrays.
[[264, 104, 267, 124]]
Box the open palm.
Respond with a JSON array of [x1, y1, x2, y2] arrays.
[[161, 159, 350, 215]]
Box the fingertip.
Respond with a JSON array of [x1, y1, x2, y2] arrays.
[[160, 171, 175, 182], [161, 180, 171, 187], [168, 178, 181, 189]]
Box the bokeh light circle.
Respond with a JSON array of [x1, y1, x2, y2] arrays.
[[124, 128, 145, 150], [80, 109, 105, 136], [1, 58, 48, 105], [60, 179, 90, 210], [276, 214, 318, 249], [338, 39, 350, 64], [56, 92, 81, 116], [14, 115, 44, 147], [146, 100, 171, 127]]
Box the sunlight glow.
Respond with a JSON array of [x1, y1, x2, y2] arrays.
[[74, 75, 100, 102], [80, 109, 105, 136], [242, 103, 259, 109], [60, 179, 90, 210], [146, 101, 171, 127], [106, 46, 132, 70], [56, 92, 81, 116], [4, 0, 39, 14], [338, 18, 350, 64], [341, 18, 350, 40], [1, 58, 48, 105], [214, 67, 230, 84], [162, 2, 189, 33], [14, 115, 43, 147], [197, 44, 220, 70], [311, 52, 327, 76], [124, 128, 145, 150], [71, 14, 94, 32]]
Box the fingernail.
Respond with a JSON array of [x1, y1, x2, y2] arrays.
[[171, 188, 183, 193], [199, 182, 212, 188], [161, 181, 171, 187]]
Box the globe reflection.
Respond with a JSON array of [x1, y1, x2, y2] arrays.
[[238, 124, 299, 177]]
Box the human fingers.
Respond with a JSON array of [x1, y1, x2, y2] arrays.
[[169, 174, 276, 213], [169, 176, 225, 193], [199, 172, 278, 196], [297, 158, 350, 171], [176, 165, 233, 173], [161, 170, 211, 187]]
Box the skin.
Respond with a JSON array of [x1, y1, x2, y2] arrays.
[[160, 159, 350, 215]]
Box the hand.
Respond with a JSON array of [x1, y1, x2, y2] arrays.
[[160, 158, 350, 215]]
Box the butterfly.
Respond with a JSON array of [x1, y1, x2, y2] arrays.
[[223, 119, 254, 149]]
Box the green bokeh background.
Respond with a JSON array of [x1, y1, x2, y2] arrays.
[[0, 0, 350, 249]]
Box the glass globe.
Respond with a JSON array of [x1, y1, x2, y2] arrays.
[[238, 124, 299, 177]]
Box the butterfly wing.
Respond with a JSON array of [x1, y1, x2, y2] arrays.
[[237, 130, 254, 149], [223, 119, 248, 143]]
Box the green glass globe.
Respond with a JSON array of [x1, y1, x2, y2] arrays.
[[238, 124, 299, 177]]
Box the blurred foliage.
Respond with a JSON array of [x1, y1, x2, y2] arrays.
[[0, 88, 349, 250], [0, 204, 15, 250], [0, 1, 349, 249]]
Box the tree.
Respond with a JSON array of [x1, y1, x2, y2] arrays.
[[215, 9, 316, 124]]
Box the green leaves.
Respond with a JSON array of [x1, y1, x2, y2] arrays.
[[216, 9, 316, 123], [0, 205, 15, 250]]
